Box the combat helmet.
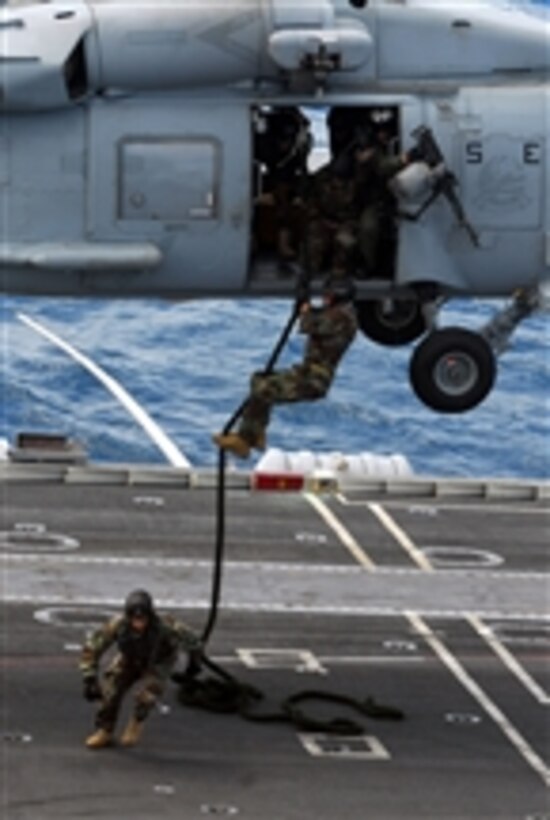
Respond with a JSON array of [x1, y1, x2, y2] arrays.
[[124, 589, 155, 619]]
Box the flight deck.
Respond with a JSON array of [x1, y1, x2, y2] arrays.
[[0, 470, 548, 820]]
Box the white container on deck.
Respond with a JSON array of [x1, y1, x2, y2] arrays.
[[253, 449, 413, 491]]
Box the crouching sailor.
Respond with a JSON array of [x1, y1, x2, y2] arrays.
[[80, 589, 201, 749]]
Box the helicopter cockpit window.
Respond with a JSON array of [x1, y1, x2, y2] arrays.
[[118, 139, 218, 223]]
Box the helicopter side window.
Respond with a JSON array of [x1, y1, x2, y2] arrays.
[[118, 139, 218, 223], [64, 39, 89, 101]]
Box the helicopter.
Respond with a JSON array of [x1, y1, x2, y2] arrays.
[[0, 0, 548, 412]]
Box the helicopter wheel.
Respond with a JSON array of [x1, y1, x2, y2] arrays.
[[409, 327, 496, 413], [356, 299, 427, 347]]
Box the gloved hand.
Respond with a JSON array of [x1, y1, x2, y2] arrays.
[[83, 676, 102, 702]]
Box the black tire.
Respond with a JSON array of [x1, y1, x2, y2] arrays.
[[410, 327, 496, 413], [356, 299, 427, 347]]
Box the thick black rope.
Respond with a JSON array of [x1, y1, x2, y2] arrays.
[[173, 666, 404, 733], [200, 301, 302, 647], [175, 283, 405, 735]]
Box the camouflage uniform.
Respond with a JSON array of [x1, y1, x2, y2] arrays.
[[303, 162, 361, 277], [355, 147, 406, 277], [237, 300, 358, 447], [80, 613, 199, 733]]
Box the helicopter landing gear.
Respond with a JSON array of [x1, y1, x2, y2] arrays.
[[409, 327, 496, 413], [356, 298, 428, 346], [409, 287, 541, 413]]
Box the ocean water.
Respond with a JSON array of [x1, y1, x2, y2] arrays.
[[1, 296, 548, 479]]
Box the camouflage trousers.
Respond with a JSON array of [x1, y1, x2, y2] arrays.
[[303, 218, 357, 277], [95, 656, 168, 731], [238, 364, 332, 445]]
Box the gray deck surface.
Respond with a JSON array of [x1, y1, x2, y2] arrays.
[[1, 480, 549, 819]]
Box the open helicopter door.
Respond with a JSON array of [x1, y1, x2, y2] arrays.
[[392, 97, 466, 294], [87, 98, 251, 297]]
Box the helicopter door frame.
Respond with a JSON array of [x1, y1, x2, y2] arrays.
[[396, 98, 465, 292], [249, 100, 410, 289]]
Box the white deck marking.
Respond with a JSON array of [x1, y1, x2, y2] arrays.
[[338, 494, 550, 516], [1, 553, 548, 581], [407, 612, 550, 787], [18, 312, 190, 469], [468, 614, 550, 706], [237, 648, 327, 674], [422, 547, 504, 569], [0, 553, 364, 573], [2, 594, 547, 622], [304, 493, 376, 571], [213, 655, 424, 666], [368, 502, 434, 572], [3, 554, 550, 619], [0, 526, 80, 552], [317, 655, 424, 665], [299, 733, 391, 761]]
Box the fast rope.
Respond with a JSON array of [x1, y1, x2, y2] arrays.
[[200, 298, 302, 646], [174, 281, 404, 733]]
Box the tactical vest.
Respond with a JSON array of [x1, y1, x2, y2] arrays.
[[116, 618, 164, 669]]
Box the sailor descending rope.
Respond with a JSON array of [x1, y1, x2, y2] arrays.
[[213, 277, 358, 459]]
